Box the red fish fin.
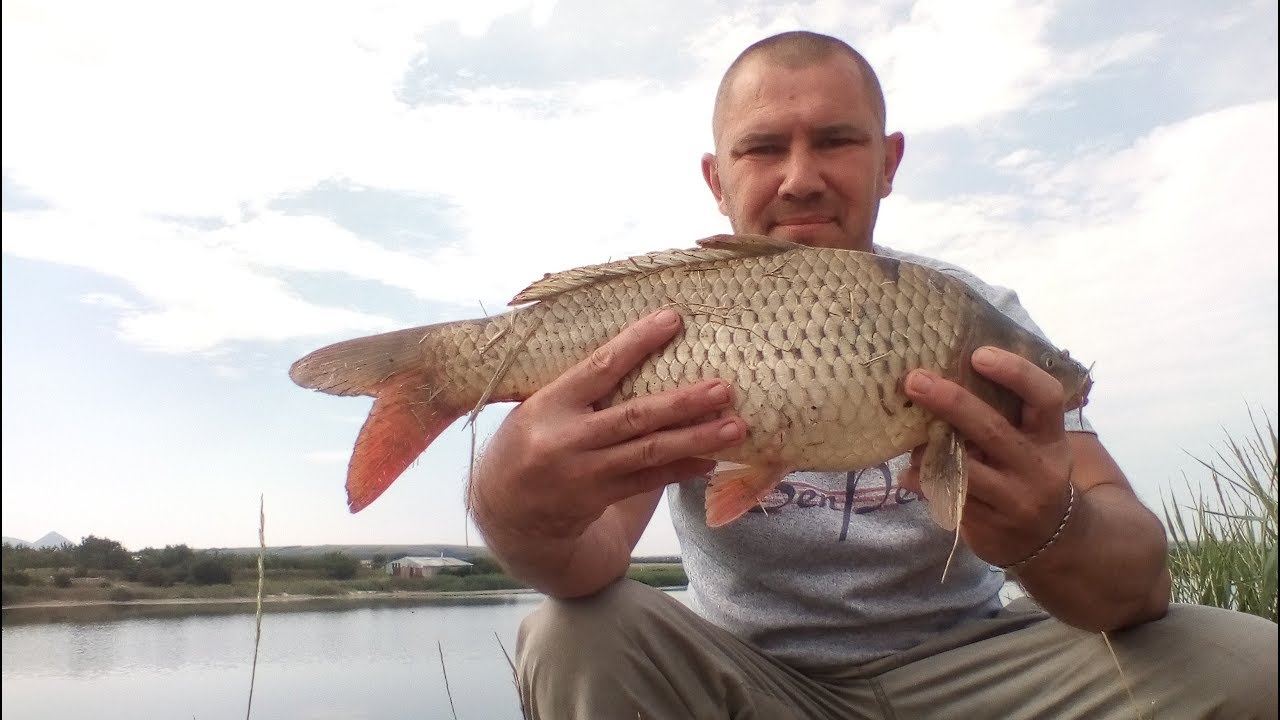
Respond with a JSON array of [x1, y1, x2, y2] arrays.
[[704, 464, 789, 528], [289, 324, 466, 513], [346, 378, 461, 512]]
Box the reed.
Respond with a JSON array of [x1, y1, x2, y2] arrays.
[[1162, 408, 1277, 622]]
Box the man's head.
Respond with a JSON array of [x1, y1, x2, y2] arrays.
[[702, 31, 905, 252]]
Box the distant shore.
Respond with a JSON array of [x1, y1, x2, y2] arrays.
[[2, 587, 546, 611]]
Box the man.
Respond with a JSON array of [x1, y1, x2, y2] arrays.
[[470, 31, 1277, 719]]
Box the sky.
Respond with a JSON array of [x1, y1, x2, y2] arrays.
[[2, 0, 1276, 556]]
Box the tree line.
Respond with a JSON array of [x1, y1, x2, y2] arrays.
[[0, 535, 403, 587]]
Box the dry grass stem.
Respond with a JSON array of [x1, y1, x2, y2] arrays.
[[438, 640, 458, 720], [245, 495, 266, 720]]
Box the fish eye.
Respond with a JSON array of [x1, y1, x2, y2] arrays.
[[1041, 352, 1056, 370]]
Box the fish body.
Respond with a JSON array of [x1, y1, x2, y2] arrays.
[[290, 234, 1091, 527]]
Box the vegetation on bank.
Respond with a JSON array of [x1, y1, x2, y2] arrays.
[[1, 536, 687, 607], [6, 410, 1272, 620], [1162, 409, 1277, 622]]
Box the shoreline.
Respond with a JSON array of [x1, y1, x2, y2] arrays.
[[1, 587, 547, 611], [1, 585, 690, 617]]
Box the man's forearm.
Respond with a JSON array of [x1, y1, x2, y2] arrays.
[[472, 489, 664, 599], [1015, 484, 1171, 631]]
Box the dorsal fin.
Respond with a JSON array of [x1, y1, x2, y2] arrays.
[[508, 234, 799, 305]]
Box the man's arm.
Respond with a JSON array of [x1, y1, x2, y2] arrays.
[[902, 346, 1170, 632], [1013, 432, 1171, 629], [468, 308, 746, 599]]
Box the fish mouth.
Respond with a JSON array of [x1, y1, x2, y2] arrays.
[[1066, 369, 1094, 412]]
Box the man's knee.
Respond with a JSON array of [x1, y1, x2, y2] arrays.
[[1121, 603, 1277, 717], [517, 579, 665, 673]]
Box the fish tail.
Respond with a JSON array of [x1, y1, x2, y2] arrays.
[[289, 325, 464, 513], [704, 464, 789, 528]]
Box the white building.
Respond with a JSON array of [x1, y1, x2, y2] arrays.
[[384, 554, 472, 578]]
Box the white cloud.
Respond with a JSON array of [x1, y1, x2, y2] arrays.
[[1, 0, 1192, 359], [2, 211, 400, 352], [875, 99, 1278, 500]]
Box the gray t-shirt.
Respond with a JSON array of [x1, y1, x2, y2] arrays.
[[667, 244, 1092, 669]]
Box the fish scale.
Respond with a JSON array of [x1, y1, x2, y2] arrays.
[[289, 233, 1091, 526]]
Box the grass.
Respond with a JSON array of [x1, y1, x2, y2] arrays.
[[1162, 408, 1278, 622]]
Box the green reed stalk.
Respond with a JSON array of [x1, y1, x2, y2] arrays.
[[1162, 409, 1278, 622]]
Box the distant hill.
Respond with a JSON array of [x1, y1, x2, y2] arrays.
[[2, 532, 72, 549], [34, 532, 73, 549]]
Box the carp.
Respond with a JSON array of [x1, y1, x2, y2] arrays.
[[289, 234, 1091, 530]]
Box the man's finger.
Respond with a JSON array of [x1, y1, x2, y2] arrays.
[[550, 308, 684, 406], [577, 379, 734, 448], [608, 457, 719, 504], [591, 417, 747, 503], [969, 347, 1068, 442], [903, 369, 1029, 471]]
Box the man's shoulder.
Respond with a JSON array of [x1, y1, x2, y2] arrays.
[[871, 243, 1040, 341]]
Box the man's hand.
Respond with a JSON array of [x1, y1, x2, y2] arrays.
[[899, 346, 1076, 568], [900, 346, 1170, 631], [470, 307, 747, 596]]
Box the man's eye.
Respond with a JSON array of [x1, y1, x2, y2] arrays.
[[818, 136, 854, 149], [746, 144, 782, 155]]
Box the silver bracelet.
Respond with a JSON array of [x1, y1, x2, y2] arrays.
[[1000, 481, 1075, 573]]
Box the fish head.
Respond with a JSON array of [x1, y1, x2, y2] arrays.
[[964, 308, 1094, 416], [1034, 348, 1093, 412]]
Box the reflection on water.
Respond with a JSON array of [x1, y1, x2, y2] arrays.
[[2, 593, 580, 720], [1, 593, 533, 626]]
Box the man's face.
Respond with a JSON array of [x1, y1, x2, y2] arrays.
[[702, 55, 905, 252]]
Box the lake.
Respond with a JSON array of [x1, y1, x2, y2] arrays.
[[2, 585, 1021, 719], [2, 592, 656, 720]]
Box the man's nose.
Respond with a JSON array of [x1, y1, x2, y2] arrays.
[[778, 148, 825, 201]]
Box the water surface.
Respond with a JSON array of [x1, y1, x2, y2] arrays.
[[3, 594, 559, 720]]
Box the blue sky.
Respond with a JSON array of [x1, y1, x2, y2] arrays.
[[2, 0, 1276, 556]]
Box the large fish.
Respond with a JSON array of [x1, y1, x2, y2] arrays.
[[289, 234, 1091, 530]]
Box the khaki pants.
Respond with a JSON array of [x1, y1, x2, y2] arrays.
[[517, 579, 1277, 719]]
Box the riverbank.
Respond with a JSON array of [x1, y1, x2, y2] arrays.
[[1, 585, 690, 625], [2, 586, 545, 611]]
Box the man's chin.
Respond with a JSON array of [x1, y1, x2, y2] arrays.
[[769, 223, 860, 251]]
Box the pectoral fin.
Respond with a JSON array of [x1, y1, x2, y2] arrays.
[[920, 421, 967, 531], [920, 421, 968, 582], [704, 464, 789, 528]]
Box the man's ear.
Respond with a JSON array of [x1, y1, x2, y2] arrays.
[[880, 132, 906, 198], [701, 152, 729, 215]]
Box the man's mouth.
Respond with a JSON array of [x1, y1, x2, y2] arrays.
[[775, 216, 831, 226]]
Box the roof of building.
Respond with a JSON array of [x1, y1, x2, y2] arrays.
[[387, 555, 472, 568]]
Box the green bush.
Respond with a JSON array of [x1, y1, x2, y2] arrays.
[[627, 564, 688, 588], [189, 557, 234, 585], [1163, 409, 1277, 622], [351, 578, 392, 592], [108, 587, 136, 602], [52, 571, 72, 588], [292, 581, 345, 596], [3, 569, 32, 587], [320, 552, 359, 580], [455, 573, 527, 591]]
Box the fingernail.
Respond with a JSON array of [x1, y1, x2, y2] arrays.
[[718, 419, 744, 441], [655, 308, 679, 327], [973, 347, 997, 367], [907, 371, 933, 393], [707, 382, 730, 404]]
